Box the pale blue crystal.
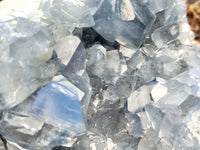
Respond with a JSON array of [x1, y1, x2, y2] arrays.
[[93, 0, 155, 48], [0, 77, 86, 149], [26, 81, 86, 131], [41, 0, 96, 28], [0, 17, 56, 110]]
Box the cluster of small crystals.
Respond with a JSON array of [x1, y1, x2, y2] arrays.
[[0, 0, 200, 150]]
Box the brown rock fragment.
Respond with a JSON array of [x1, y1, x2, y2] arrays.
[[187, 0, 200, 42]]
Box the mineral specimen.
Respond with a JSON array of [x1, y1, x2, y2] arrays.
[[0, 17, 56, 109], [0, 0, 200, 150]]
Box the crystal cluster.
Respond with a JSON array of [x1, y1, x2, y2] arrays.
[[0, 0, 199, 149]]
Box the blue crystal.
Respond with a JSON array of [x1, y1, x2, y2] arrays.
[[25, 81, 86, 133]]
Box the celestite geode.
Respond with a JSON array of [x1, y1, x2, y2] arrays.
[[0, 0, 200, 150]]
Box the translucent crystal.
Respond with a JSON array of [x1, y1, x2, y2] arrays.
[[86, 44, 107, 77], [136, 111, 151, 133], [141, 0, 165, 13], [127, 85, 152, 113], [0, 18, 56, 109], [0, 0, 199, 149], [125, 113, 144, 137], [93, 0, 155, 48], [158, 80, 191, 105], [52, 35, 81, 66], [127, 50, 145, 71], [86, 45, 120, 83], [164, 0, 186, 25], [180, 95, 200, 115], [83, 0, 104, 15], [151, 80, 167, 102], [158, 105, 183, 138], [156, 138, 174, 150], [0, 75, 86, 149], [41, 0, 96, 28], [145, 104, 165, 132], [151, 24, 179, 48], [87, 101, 127, 138], [163, 60, 188, 78], [119, 45, 136, 59], [103, 50, 121, 82], [137, 128, 159, 150]]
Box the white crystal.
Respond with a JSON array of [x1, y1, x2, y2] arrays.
[[52, 35, 81, 66], [0, 0, 41, 21], [118, 0, 135, 21], [128, 85, 152, 113], [151, 81, 167, 102]]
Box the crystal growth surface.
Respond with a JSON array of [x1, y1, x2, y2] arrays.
[[0, 0, 200, 150]]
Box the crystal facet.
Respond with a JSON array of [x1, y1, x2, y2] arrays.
[[0, 0, 200, 149]]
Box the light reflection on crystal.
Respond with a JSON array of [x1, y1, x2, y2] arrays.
[[0, 76, 86, 149], [0, 0, 200, 149], [26, 81, 85, 131]]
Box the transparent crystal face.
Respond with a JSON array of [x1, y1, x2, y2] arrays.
[[0, 0, 200, 150], [0, 75, 86, 149]]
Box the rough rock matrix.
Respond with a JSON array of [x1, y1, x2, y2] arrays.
[[187, 0, 200, 42]]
